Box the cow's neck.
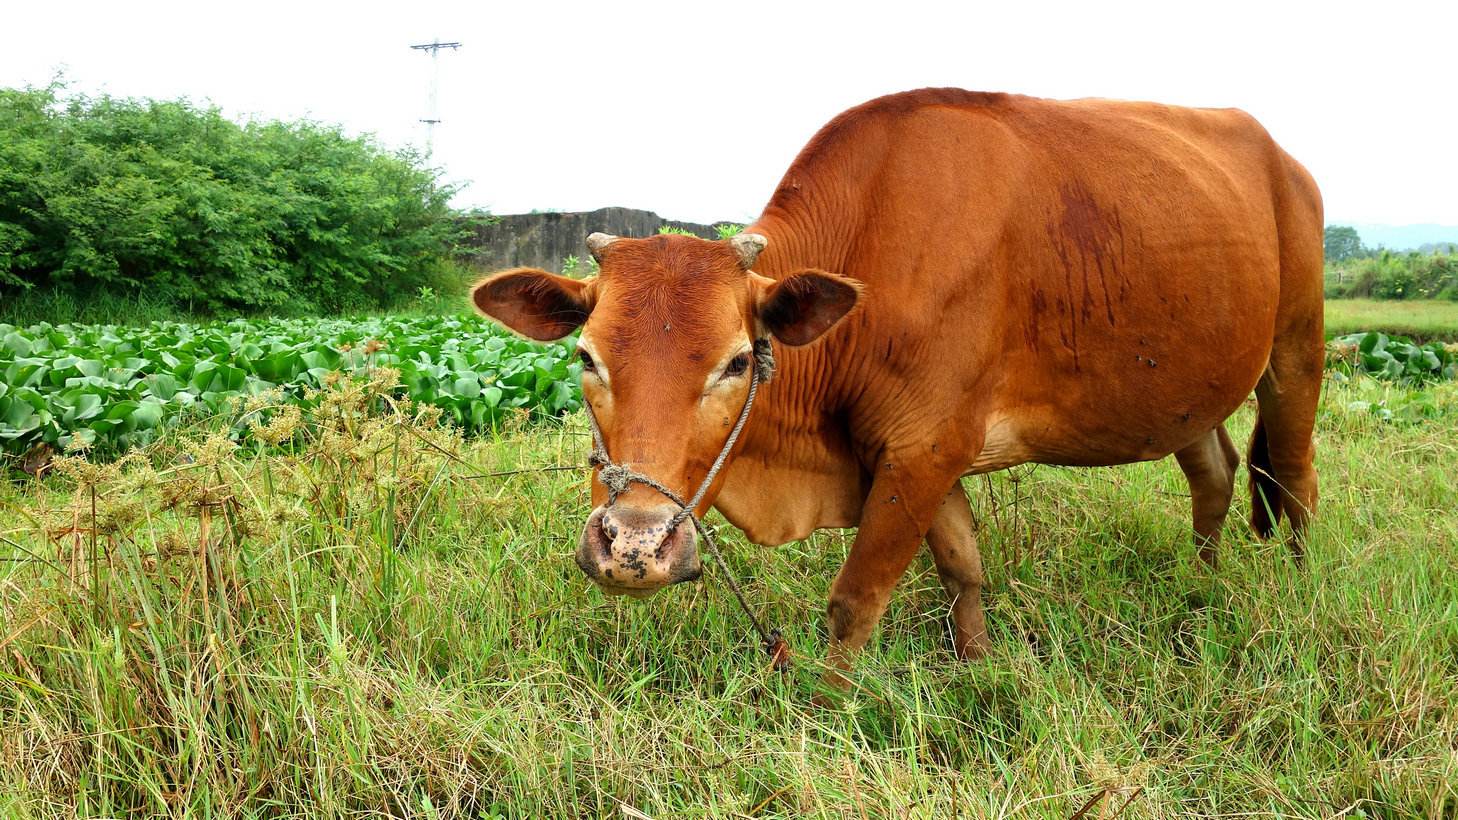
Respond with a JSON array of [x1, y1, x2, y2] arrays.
[[710, 203, 872, 545], [744, 201, 863, 441]]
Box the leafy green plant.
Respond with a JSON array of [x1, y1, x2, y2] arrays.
[[656, 226, 697, 236], [1341, 393, 1447, 424], [1327, 332, 1458, 384], [714, 223, 745, 239], [0, 315, 580, 457]]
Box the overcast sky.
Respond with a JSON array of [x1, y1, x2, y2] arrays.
[[4, 0, 1454, 226]]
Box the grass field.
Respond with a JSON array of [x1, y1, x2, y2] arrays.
[[2, 364, 1456, 817], [1325, 298, 1458, 341]]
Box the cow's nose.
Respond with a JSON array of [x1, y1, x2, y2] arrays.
[[577, 504, 700, 595]]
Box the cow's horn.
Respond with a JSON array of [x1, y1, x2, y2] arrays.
[[730, 233, 768, 269], [585, 232, 619, 260]]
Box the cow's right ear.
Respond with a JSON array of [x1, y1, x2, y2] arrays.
[[752, 269, 863, 346], [470, 268, 594, 341]]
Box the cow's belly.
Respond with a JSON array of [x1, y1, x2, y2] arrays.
[[971, 349, 1268, 473], [968, 391, 1246, 474]]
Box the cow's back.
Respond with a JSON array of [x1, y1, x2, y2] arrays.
[[751, 89, 1322, 473]]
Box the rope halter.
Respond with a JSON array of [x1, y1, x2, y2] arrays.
[[583, 337, 789, 670]]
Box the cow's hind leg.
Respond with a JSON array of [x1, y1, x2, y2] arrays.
[[1174, 424, 1240, 565], [925, 481, 989, 659], [1249, 153, 1324, 562], [1249, 351, 1321, 561]]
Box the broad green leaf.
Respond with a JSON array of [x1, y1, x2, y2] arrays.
[[65, 393, 105, 423], [146, 373, 180, 400], [2, 331, 34, 356]]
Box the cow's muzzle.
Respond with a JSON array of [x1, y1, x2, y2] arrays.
[[576, 503, 701, 597]]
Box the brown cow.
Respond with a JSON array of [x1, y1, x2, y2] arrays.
[[472, 88, 1323, 683]]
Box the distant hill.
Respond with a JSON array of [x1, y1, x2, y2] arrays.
[[1341, 223, 1458, 251]]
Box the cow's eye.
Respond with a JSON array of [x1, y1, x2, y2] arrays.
[[722, 353, 750, 379], [578, 350, 596, 372]]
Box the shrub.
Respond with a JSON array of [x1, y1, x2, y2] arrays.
[[1326, 250, 1458, 300], [0, 83, 459, 315]]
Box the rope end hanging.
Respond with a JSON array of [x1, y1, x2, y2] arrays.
[[764, 629, 791, 672]]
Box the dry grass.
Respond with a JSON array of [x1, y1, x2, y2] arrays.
[[1, 370, 1456, 817]]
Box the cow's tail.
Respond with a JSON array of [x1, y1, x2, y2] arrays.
[[1247, 416, 1282, 538]]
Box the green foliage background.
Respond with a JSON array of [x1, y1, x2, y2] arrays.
[[1323, 224, 1363, 263], [1326, 250, 1458, 301], [1324, 225, 1458, 301], [0, 84, 458, 315]]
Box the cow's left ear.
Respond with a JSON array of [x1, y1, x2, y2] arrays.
[[752, 270, 863, 346]]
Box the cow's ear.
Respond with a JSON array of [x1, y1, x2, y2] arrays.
[[752, 269, 863, 346], [471, 268, 594, 341]]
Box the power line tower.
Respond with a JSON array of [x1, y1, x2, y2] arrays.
[[409, 39, 461, 158]]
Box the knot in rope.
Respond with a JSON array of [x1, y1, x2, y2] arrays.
[[751, 337, 776, 384], [593, 460, 634, 498]]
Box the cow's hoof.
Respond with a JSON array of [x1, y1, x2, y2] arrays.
[[954, 630, 991, 660], [809, 667, 852, 708], [810, 692, 841, 710]]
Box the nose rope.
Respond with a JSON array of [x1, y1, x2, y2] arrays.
[[584, 338, 790, 670]]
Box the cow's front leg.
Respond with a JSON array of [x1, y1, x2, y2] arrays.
[[824, 459, 960, 690]]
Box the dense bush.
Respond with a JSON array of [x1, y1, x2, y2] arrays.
[[1325, 250, 1458, 300], [0, 84, 459, 315]]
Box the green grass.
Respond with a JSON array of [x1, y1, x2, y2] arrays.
[[1326, 298, 1458, 342], [2, 371, 1456, 817], [0, 288, 205, 328]]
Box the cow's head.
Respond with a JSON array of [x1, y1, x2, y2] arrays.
[[471, 232, 860, 597]]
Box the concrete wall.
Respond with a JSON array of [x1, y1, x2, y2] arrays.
[[457, 207, 736, 274]]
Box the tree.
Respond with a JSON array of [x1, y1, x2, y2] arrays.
[[1324, 225, 1364, 264]]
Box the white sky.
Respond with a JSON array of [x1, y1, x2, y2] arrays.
[[3, 0, 1454, 226]]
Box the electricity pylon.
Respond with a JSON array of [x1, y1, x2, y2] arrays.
[[409, 39, 461, 158]]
